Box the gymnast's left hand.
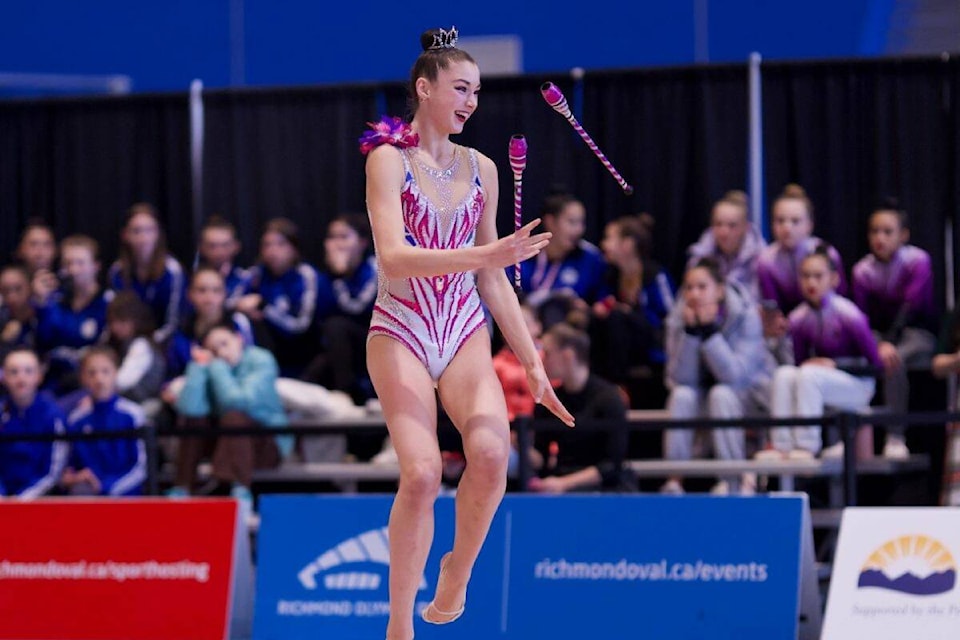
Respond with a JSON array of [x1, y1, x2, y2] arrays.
[[526, 365, 575, 428]]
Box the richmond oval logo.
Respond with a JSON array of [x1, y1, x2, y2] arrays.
[[857, 535, 957, 596]]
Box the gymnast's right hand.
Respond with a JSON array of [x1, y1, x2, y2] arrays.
[[526, 363, 575, 428], [486, 218, 552, 269]]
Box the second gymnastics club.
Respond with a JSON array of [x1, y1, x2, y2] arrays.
[[509, 134, 528, 290], [541, 81, 634, 195]]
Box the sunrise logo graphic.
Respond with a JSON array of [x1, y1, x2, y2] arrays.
[[858, 535, 957, 596]]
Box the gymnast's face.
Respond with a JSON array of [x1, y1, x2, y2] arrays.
[[416, 60, 480, 135], [710, 202, 748, 257]]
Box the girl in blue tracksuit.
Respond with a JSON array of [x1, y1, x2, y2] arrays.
[[107, 202, 185, 345], [592, 214, 676, 386], [518, 191, 610, 326], [307, 212, 378, 402], [166, 267, 259, 380], [194, 215, 251, 310], [33, 235, 111, 395], [237, 217, 333, 377], [61, 346, 146, 496], [0, 348, 68, 498], [0, 264, 37, 362]]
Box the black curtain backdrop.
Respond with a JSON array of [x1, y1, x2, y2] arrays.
[[1, 56, 957, 309], [0, 93, 192, 265], [201, 84, 407, 266], [762, 57, 956, 308]]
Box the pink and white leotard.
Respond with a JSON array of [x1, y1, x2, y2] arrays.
[[368, 146, 487, 382]]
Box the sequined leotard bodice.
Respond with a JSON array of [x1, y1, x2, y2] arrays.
[[368, 146, 487, 381]]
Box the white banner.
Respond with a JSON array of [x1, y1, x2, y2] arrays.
[[822, 508, 960, 640]]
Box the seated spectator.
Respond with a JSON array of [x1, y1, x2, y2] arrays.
[[518, 190, 608, 329], [13, 219, 57, 276], [765, 245, 884, 459], [108, 202, 185, 345], [305, 212, 377, 404], [757, 184, 846, 314], [0, 348, 68, 498], [166, 266, 260, 380], [169, 320, 288, 513], [932, 306, 960, 385], [662, 258, 775, 495], [61, 346, 146, 496], [493, 299, 543, 423], [105, 291, 166, 404], [236, 217, 329, 378], [195, 215, 250, 310], [686, 190, 765, 301], [592, 213, 675, 401], [527, 323, 629, 494], [33, 235, 110, 395], [0, 264, 36, 361], [852, 200, 937, 459]]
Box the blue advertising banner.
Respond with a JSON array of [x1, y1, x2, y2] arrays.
[[254, 494, 810, 640]]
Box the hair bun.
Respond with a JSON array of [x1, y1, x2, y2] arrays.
[[420, 26, 459, 51], [782, 183, 807, 199]]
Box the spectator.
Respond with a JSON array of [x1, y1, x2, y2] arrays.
[[0, 347, 68, 498], [852, 200, 936, 459], [527, 323, 629, 494], [108, 202, 185, 345], [592, 213, 675, 397], [169, 320, 287, 514], [756, 184, 846, 350], [686, 190, 765, 301], [105, 291, 166, 404], [662, 257, 775, 495], [518, 190, 608, 328], [14, 219, 57, 276], [236, 217, 329, 378], [492, 299, 543, 423], [33, 235, 110, 395], [0, 264, 36, 361], [195, 215, 250, 310], [61, 346, 146, 496], [932, 306, 960, 385], [166, 266, 259, 380], [765, 244, 884, 459], [305, 212, 377, 404]]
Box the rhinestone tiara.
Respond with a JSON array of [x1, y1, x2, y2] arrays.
[[429, 26, 459, 50]]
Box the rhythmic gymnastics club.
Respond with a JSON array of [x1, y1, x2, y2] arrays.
[[508, 134, 528, 290], [540, 81, 634, 195]]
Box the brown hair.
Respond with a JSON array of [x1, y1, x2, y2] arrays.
[[540, 189, 581, 218], [408, 28, 477, 117], [262, 217, 302, 257], [613, 213, 655, 261], [80, 345, 119, 370], [716, 189, 749, 212], [201, 214, 240, 240], [60, 234, 100, 261], [773, 183, 814, 221], [545, 322, 591, 366], [689, 256, 725, 284], [107, 290, 156, 338], [118, 202, 170, 283]]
